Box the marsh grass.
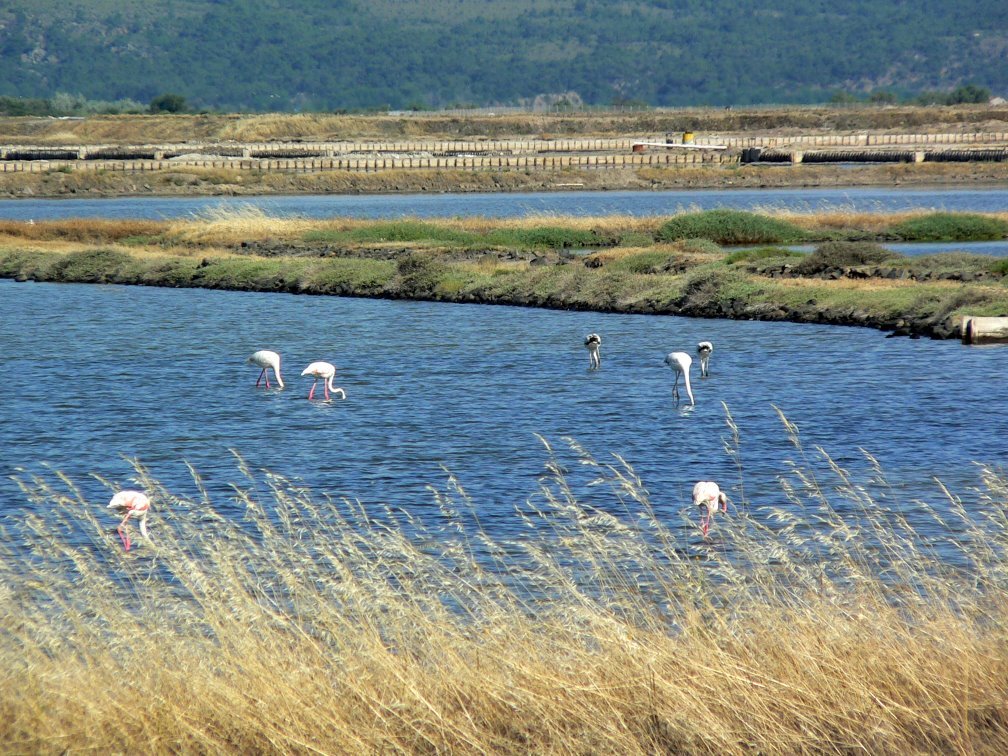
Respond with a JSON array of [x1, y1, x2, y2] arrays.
[[656, 210, 812, 245], [3, 413, 1008, 754], [888, 212, 1008, 242]]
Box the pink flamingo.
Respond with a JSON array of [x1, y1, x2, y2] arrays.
[[248, 350, 284, 389], [693, 481, 728, 536], [107, 490, 151, 551], [301, 361, 346, 401], [664, 351, 695, 405]]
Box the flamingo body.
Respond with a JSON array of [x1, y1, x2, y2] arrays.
[[584, 333, 602, 370], [664, 351, 695, 405], [692, 481, 728, 536], [301, 361, 346, 401], [107, 490, 151, 551], [696, 341, 713, 377], [249, 350, 284, 389]]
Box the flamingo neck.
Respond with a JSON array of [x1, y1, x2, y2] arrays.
[[682, 370, 694, 405], [274, 368, 284, 389]]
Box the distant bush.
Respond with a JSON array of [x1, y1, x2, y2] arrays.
[[395, 253, 449, 296], [887, 213, 1008, 242], [656, 210, 808, 245], [343, 221, 476, 245], [49, 249, 134, 283], [678, 238, 723, 255], [149, 93, 189, 114], [723, 246, 806, 265], [486, 226, 605, 250], [677, 265, 750, 307], [792, 242, 897, 275]]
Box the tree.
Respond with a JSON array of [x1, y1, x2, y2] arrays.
[[149, 93, 188, 113], [946, 84, 990, 104]]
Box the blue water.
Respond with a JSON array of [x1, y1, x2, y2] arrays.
[[2, 279, 1006, 559], [1, 186, 1007, 220]]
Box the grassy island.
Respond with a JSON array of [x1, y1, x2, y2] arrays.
[[3, 208, 1007, 338]]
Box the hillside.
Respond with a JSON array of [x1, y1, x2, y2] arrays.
[[1, 0, 1007, 112]]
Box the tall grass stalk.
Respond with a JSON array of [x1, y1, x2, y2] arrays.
[[2, 420, 1008, 753]]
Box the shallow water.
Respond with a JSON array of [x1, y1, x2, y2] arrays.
[[2, 279, 1005, 561], [2, 186, 1008, 220]]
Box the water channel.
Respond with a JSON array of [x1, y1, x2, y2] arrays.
[[2, 278, 1005, 563]]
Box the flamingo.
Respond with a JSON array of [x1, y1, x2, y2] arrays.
[[107, 490, 151, 551], [248, 350, 284, 389], [664, 351, 695, 405], [584, 333, 602, 370], [693, 481, 728, 536], [301, 361, 346, 401], [696, 341, 713, 377]]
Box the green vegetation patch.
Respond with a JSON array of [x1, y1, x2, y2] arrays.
[[791, 241, 898, 275], [723, 246, 807, 266], [484, 226, 607, 250], [887, 213, 1008, 242], [320, 221, 478, 246], [303, 258, 396, 294], [49, 249, 135, 283], [656, 210, 810, 245]]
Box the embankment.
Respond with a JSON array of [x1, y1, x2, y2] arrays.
[[4, 234, 1006, 339]]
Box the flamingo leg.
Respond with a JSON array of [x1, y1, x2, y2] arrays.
[[117, 512, 133, 551], [308, 380, 317, 401], [256, 368, 266, 387], [700, 513, 709, 537], [264, 370, 271, 389], [324, 383, 330, 401]]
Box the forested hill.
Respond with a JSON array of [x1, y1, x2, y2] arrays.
[[2, 0, 1006, 112]]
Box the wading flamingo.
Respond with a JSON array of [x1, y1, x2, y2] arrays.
[[584, 333, 602, 370], [693, 481, 728, 536], [696, 341, 713, 377], [301, 361, 346, 401], [107, 490, 151, 552], [664, 351, 695, 405], [248, 350, 284, 389]]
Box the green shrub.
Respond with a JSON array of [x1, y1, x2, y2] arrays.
[[723, 246, 807, 265], [49, 249, 134, 283], [678, 237, 723, 255], [992, 259, 1008, 277], [677, 265, 750, 307], [615, 231, 655, 247], [344, 221, 477, 245], [888, 213, 1008, 242], [656, 210, 809, 245], [605, 251, 682, 274], [307, 258, 395, 293], [792, 241, 898, 275], [396, 253, 449, 296], [485, 226, 604, 250]]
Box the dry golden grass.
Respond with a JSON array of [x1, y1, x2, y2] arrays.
[[3, 104, 1006, 145], [3, 414, 1007, 754]]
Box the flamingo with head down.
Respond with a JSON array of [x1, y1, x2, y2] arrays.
[[693, 481, 728, 536], [664, 351, 695, 405], [107, 490, 151, 551], [584, 333, 602, 370], [248, 350, 284, 389], [301, 361, 346, 401]]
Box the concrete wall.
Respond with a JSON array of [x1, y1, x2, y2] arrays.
[[0, 151, 738, 173]]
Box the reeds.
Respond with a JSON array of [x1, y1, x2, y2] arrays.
[[3, 411, 1007, 753]]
